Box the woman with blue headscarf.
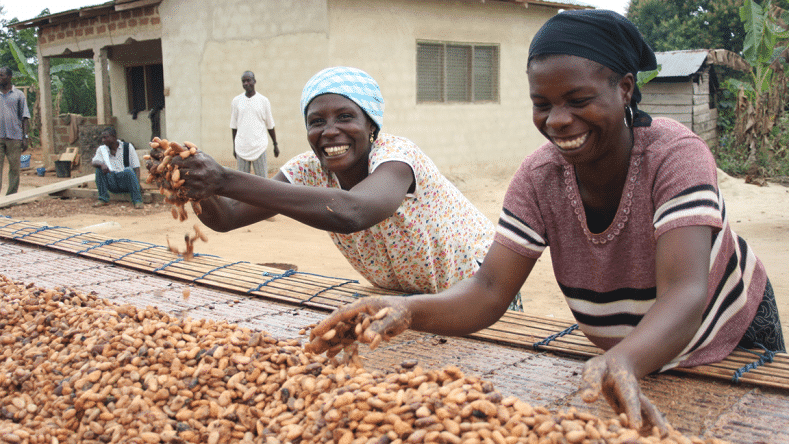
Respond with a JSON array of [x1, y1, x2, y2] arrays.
[[309, 10, 783, 435], [162, 66, 495, 295]]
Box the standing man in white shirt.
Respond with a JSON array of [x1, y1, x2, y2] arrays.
[[230, 71, 279, 176]]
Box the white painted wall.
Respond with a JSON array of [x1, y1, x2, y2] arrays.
[[159, 0, 556, 171]]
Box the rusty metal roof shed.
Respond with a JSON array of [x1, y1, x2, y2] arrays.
[[654, 49, 711, 78]]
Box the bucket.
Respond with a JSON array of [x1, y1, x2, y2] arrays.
[[20, 154, 31, 169], [36, 167, 46, 177], [55, 160, 71, 178]]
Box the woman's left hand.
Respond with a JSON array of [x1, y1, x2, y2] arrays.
[[580, 354, 668, 436]]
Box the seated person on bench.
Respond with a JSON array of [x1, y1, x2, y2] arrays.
[[91, 126, 144, 209]]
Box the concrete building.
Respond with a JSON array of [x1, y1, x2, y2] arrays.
[[14, 0, 590, 174]]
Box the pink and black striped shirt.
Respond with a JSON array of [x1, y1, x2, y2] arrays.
[[495, 118, 765, 370]]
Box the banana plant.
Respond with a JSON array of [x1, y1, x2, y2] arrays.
[[724, 0, 789, 172], [7, 38, 92, 143]]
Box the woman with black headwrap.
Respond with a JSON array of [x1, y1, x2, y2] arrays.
[[308, 10, 784, 434]]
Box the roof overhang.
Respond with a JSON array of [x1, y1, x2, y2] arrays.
[[12, 0, 590, 31], [10, 0, 162, 30]]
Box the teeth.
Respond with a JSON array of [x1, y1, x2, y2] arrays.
[[324, 145, 349, 157], [555, 133, 588, 150]]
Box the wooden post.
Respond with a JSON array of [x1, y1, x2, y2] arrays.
[[94, 47, 112, 125], [36, 49, 54, 169]]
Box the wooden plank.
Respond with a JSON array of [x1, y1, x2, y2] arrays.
[[641, 93, 694, 106], [641, 82, 692, 96], [639, 104, 692, 115], [0, 175, 94, 209]]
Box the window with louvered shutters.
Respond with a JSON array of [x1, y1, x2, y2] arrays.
[[473, 46, 498, 102], [417, 42, 499, 103], [446, 45, 471, 102], [417, 43, 443, 102]]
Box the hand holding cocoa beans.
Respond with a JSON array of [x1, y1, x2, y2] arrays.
[[303, 296, 412, 358], [145, 137, 202, 222], [581, 354, 669, 437]]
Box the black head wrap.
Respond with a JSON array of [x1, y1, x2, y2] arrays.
[[528, 9, 657, 127]]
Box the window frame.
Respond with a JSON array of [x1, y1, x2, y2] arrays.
[[416, 40, 500, 104], [125, 63, 165, 113]]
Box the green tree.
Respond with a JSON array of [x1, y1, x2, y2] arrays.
[[725, 0, 789, 172], [1, 6, 96, 119], [628, 0, 788, 53]]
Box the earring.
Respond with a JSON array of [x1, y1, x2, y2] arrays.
[[624, 105, 634, 128], [369, 133, 375, 143]]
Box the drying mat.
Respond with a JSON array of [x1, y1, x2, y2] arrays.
[[0, 238, 788, 443], [0, 217, 397, 310], [1, 217, 787, 392]]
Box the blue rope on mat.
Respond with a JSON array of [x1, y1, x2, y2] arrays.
[[153, 253, 213, 272], [732, 343, 776, 383], [299, 278, 360, 305], [0, 219, 28, 230], [194, 261, 249, 281], [46, 232, 91, 246], [154, 257, 185, 272], [112, 244, 161, 263], [77, 239, 135, 254], [247, 269, 297, 293], [11, 225, 66, 240], [533, 323, 579, 350]]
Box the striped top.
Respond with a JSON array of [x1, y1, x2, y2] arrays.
[[495, 118, 765, 370]]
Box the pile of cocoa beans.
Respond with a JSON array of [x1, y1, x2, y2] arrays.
[[0, 275, 729, 444]]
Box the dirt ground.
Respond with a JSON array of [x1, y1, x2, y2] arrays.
[[2, 148, 788, 341]]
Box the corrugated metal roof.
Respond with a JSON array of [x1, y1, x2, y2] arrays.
[[654, 49, 710, 78]]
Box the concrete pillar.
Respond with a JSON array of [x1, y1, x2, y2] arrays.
[[36, 49, 54, 168], [94, 47, 112, 125]]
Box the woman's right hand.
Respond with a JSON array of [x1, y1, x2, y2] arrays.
[[305, 296, 412, 355], [169, 150, 227, 201], [146, 141, 226, 201]]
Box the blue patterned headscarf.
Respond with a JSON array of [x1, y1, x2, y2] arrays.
[[300, 66, 385, 131]]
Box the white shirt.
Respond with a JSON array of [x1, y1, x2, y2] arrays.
[[92, 141, 139, 172], [230, 92, 275, 161]]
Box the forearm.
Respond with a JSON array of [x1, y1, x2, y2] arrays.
[[406, 277, 511, 336], [608, 286, 705, 378], [268, 128, 277, 145], [212, 169, 385, 233], [406, 243, 534, 336], [196, 195, 278, 232], [608, 225, 714, 378]]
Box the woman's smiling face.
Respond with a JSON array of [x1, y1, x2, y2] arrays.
[[528, 55, 634, 165], [305, 93, 377, 187]]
